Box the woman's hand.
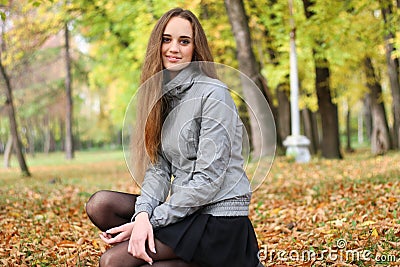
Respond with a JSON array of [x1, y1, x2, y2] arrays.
[[128, 212, 156, 265], [99, 222, 134, 245]]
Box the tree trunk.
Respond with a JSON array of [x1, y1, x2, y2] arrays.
[[49, 129, 56, 152], [26, 120, 35, 156], [27, 128, 35, 156], [380, 0, 400, 149], [44, 131, 50, 154], [346, 104, 354, 152], [64, 22, 74, 159], [363, 57, 392, 155], [358, 111, 364, 145], [277, 84, 291, 142], [43, 114, 56, 153], [224, 0, 278, 158], [302, 108, 319, 154], [313, 57, 342, 158], [302, 0, 342, 159], [363, 95, 372, 140], [237, 94, 253, 152], [3, 134, 12, 168], [0, 57, 31, 176], [59, 118, 65, 151], [259, 0, 286, 153]]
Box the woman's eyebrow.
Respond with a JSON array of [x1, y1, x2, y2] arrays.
[[162, 33, 192, 39]]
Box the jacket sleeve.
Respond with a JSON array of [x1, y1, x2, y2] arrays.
[[149, 87, 239, 228], [131, 152, 172, 222]]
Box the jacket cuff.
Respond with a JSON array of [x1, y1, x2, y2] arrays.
[[149, 216, 160, 228], [131, 203, 153, 222]]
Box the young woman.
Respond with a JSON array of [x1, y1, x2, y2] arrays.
[[86, 8, 262, 267]]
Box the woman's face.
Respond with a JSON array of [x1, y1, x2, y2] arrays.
[[161, 16, 194, 72]]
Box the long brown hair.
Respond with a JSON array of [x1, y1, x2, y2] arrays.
[[132, 8, 216, 182]]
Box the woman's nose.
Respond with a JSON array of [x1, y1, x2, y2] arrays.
[[168, 40, 179, 52]]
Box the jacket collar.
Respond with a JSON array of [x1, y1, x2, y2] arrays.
[[163, 64, 199, 97]]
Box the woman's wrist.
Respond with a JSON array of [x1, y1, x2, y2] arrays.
[[135, 211, 150, 221]]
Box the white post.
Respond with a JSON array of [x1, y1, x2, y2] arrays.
[[289, 22, 300, 137], [283, 0, 311, 163]]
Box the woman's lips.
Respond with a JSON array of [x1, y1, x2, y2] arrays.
[[166, 55, 181, 63]]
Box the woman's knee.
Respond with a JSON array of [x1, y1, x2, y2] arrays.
[[149, 260, 202, 267], [99, 250, 120, 267], [85, 190, 111, 217], [99, 248, 143, 267], [99, 251, 111, 267]]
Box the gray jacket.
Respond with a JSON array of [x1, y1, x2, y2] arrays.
[[133, 65, 252, 228]]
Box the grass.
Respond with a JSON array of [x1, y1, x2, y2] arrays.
[[0, 150, 133, 190], [0, 148, 400, 266]]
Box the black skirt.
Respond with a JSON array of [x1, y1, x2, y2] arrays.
[[154, 212, 261, 267]]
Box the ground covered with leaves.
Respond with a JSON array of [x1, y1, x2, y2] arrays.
[[0, 150, 399, 266]]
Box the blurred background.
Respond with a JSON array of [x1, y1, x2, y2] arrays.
[[0, 0, 399, 175], [1, 2, 399, 266]]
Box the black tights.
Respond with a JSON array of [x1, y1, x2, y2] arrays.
[[86, 190, 201, 267]]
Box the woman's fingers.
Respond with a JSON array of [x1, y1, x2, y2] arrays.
[[105, 224, 126, 234], [127, 239, 135, 257], [129, 218, 154, 265], [147, 228, 156, 254], [133, 242, 153, 265], [99, 222, 134, 245], [129, 232, 153, 264], [99, 232, 111, 239], [99, 232, 123, 244], [99, 232, 114, 244]]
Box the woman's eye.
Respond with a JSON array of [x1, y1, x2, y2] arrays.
[[180, 39, 190, 45], [162, 37, 171, 43]]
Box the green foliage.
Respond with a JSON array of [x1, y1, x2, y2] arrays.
[[0, 0, 9, 6], [200, 0, 237, 65], [0, 11, 6, 21], [74, 1, 151, 133], [0, 0, 398, 151]]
